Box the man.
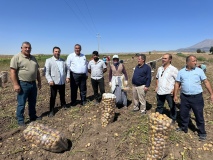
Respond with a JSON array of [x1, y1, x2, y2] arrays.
[[10, 41, 41, 126], [174, 55, 213, 141], [109, 55, 128, 108], [155, 53, 178, 122], [88, 51, 107, 104], [66, 44, 88, 106], [132, 54, 151, 114], [45, 46, 70, 117]]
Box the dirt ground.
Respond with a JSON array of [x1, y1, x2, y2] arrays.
[[0, 54, 213, 160]]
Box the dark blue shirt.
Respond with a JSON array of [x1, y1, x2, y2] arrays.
[[132, 64, 151, 87]]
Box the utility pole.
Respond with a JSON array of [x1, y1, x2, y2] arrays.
[[96, 33, 101, 53]]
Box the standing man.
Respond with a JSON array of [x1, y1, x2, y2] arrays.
[[88, 51, 107, 104], [174, 55, 213, 141], [10, 41, 41, 126], [132, 54, 151, 114], [66, 44, 88, 106], [155, 53, 178, 122], [45, 46, 70, 117]]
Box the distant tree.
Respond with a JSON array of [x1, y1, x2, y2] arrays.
[[197, 49, 201, 53], [210, 46, 213, 54]]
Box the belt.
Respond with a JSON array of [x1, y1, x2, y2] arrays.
[[182, 93, 202, 97], [71, 72, 86, 75], [20, 80, 36, 84]]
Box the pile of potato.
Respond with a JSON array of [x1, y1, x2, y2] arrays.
[[39, 68, 45, 76], [146, 112, 172, 160], [23, 122, 68, 153], [0, 71, 8, 83], [101, 93, 116, 127]]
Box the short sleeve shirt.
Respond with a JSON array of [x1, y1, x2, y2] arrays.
[[156, 65, 178, 95], [88, 59, 106, 80], [10, 53, 39, 81], [176, 67, 206, 95]]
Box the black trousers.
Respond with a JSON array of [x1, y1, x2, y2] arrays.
[[156, 94, 176, 120], [70, 72, 87, 103], [50, 84, 66, 112], [180, 93, 206, 136], [91, 77, 105, 102]]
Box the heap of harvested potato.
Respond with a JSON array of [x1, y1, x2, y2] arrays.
[[101, 93, 116, 127], [147, 112, 172, 160], [23, 122, 68, 153]]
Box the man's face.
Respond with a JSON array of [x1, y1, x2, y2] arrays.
[[93, 54, 99, 61], [138, 56, 144, 65], [162, 54, 171, 66], [53, 48, 60, 59], [187, 56, 197, 69], [21, 43, 31, 56], [75, 45, 81, 55]]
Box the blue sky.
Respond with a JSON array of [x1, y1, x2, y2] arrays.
[[0, 0, 212, 55]]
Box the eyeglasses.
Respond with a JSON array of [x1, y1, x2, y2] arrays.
[[161, 71, 164, 77]]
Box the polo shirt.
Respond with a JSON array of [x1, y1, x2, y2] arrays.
[[156, 64, 178, 95], [10, 53, 39, 81], [176, 67, 206, 95], [66, 52, 87, 74], [88, 59, 106, 80]]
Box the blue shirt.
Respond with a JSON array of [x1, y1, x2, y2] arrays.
[[176, 67, 206, 95], [66, 52, 88, 74], [132, 64, 151, 87]]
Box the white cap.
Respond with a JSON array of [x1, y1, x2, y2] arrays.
[[113, 55, 119, 59]]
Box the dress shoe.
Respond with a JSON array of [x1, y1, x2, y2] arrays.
[[48, 111, 54, 117], [176, 127, 188, 133], [30, 116, 42, 121]]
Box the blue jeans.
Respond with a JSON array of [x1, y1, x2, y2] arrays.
[[17, 81, 37, 124]]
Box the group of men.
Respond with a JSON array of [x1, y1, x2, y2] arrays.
[[10, 41, 213, 141]]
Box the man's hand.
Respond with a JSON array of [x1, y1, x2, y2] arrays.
[[144, 87, 149, 92], [109, 82, 112, 87], [124, 80, 128, 86], [14, 84, 21, 93], [155, 87, 158, 92], [66, 78, 70, 83], [49, 81, 54, 86], [173, 96, 179, 104], [210, 94, 213, 103]]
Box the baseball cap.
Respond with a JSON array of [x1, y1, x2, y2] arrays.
[[113, 55, 119, 59]]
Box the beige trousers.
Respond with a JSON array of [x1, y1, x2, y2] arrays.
[[132, 85, 146, 111]]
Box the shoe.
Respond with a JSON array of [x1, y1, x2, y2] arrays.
[[62, 104, 69, 110], [48, 111, 54, 117], [176, 127, 188, 133], [141, 110, 147, 115], [18, 122, 26, 127], [199, 135, 206, 141], [70, 101, 77, 107], [30, 116, 42, 121], [81, 101, 87, 106], [132, 106, 140, 112]]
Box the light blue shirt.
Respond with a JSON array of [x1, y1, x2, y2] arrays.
[[66, 52, 88, 74], [176, 67, 206, 95], [54, 57, 65, 85]]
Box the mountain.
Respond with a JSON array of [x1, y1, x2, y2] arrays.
[[177, 39, 213, 52]]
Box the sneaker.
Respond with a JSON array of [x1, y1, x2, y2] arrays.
[[176, 127, 188, 133], [48, 111, 54, 117], [18, 122, 26, 127], [141, 110, 147, 115], [30, 116, 42, 121], [132, 106, 140, 112], [82, 101, 87, 106], [199, 135, 206, 141]]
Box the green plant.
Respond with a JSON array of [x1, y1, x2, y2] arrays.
[[197, 56, 206, 61], [210, 46, 213, 54]]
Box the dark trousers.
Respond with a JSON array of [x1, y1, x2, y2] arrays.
[[50, 84, 66, 112], [91, 77, 105, 102], [156, 94, 176, 120], [180, 93, 206, 136], [70, 72, 87, 103]]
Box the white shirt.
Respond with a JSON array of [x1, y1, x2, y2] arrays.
[[66, 52, 88, 74], [156, 64, 178, 95], [88, 59, 106, 80]]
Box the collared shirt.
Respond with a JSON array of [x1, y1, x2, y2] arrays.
[[156, 64, 178, 95], [10, 53, 39, 81], [88, 59, 106, 80], [176, 67, 206, 95], [66, 52, 88, 74], [54, 57, 65, 85]]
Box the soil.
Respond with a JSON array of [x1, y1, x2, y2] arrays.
[[0, 54, 213, 160]]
